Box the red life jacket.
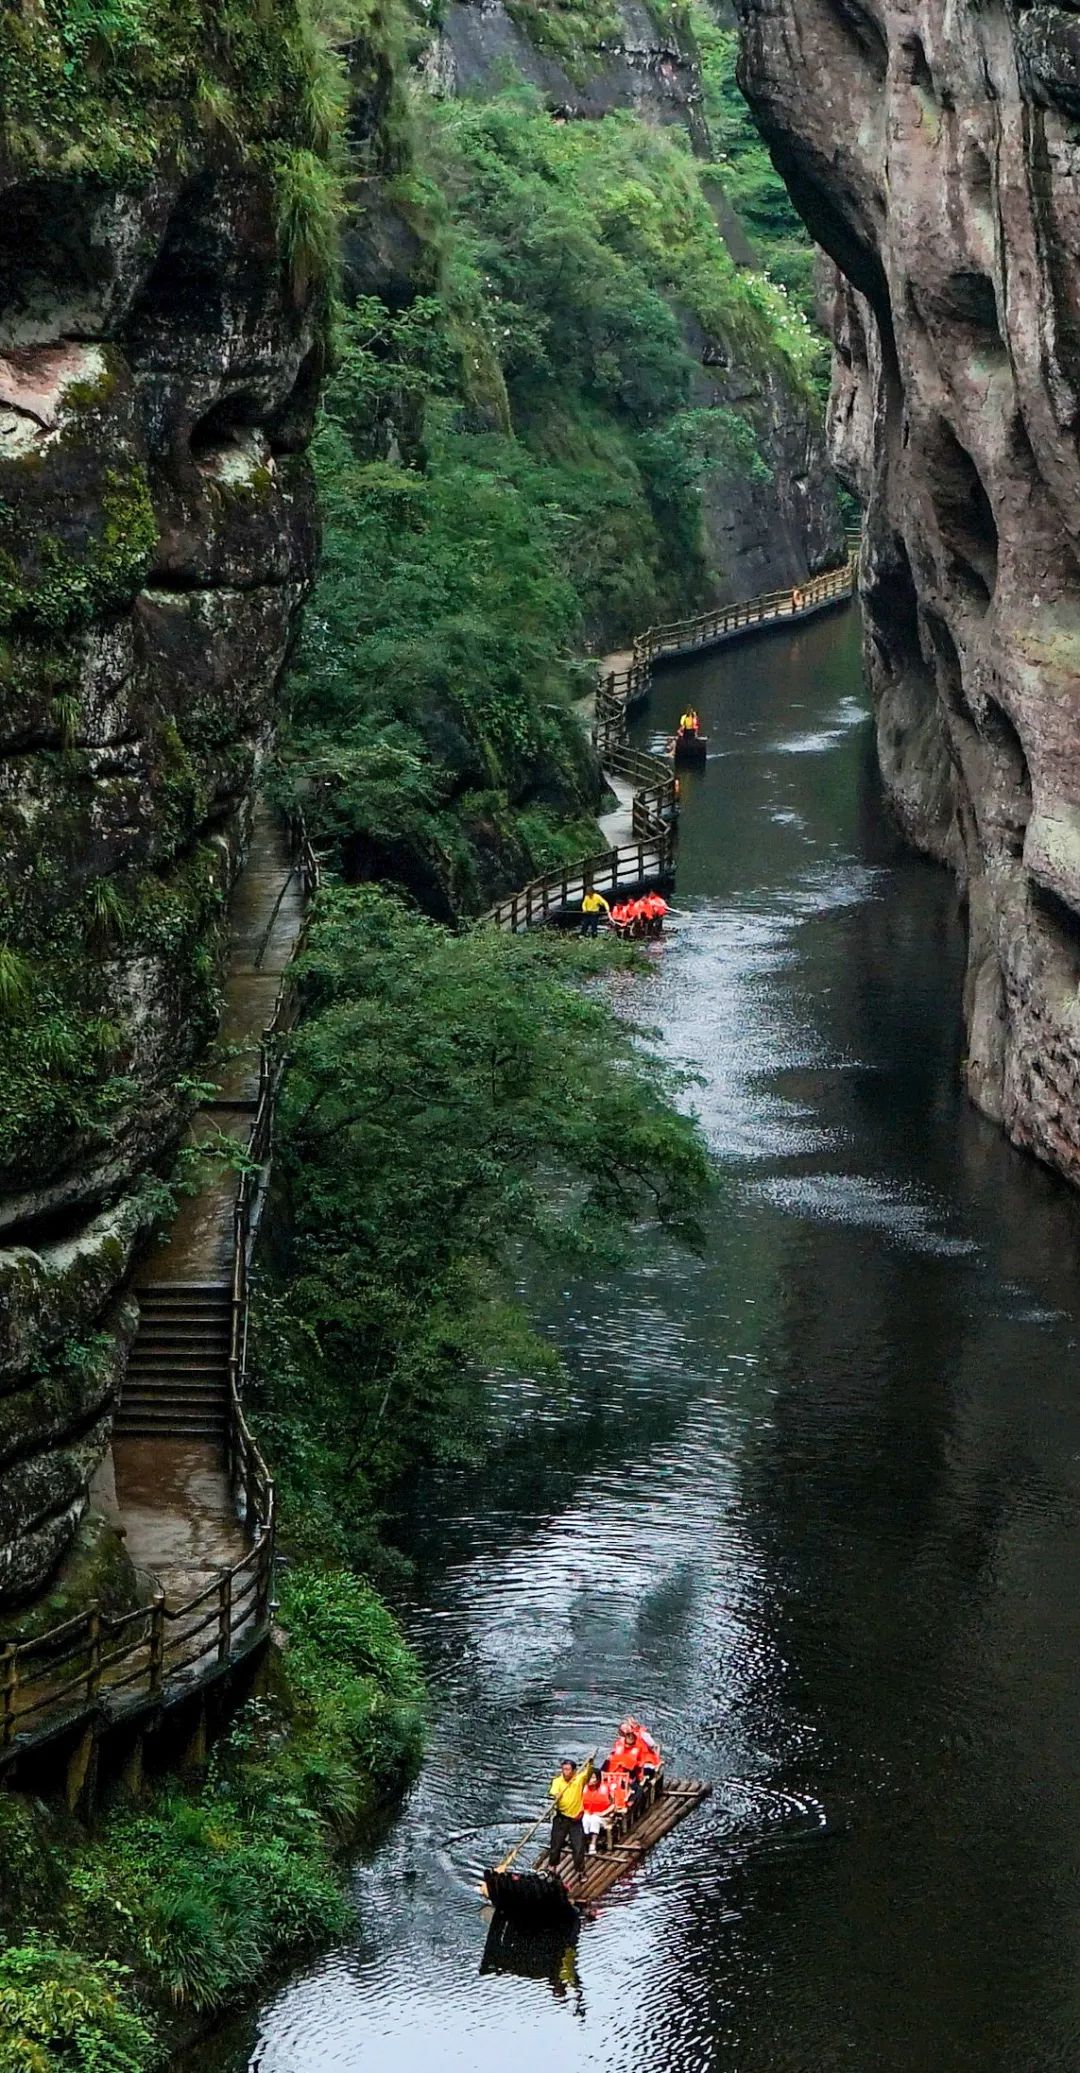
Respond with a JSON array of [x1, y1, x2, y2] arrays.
[[608, 1733, 639, 1772], [583, 1780, 611, 1814], [630, 1725, 660, 1767]]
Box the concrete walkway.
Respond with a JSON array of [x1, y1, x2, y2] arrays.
[[598, 771, 637, 849], [113, 1439, 244, 1602]]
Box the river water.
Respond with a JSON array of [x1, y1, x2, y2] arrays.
[[207, 605, 1080, 2073]]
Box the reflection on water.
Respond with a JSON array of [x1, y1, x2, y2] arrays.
[[207, 607, 1080, 2073]]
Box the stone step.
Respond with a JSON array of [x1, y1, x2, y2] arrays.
[[136, 1298, 230, 1315], [131, 1343, 230, 1359], [136, 1282, 231, 1300], [120, 1392, 229, 1413], [124, 1386, 227, 1405], [136, 1297, 231, 1317], [125, 1376, 228, 1393], [114, 1416, 228, 1438], [123, 1373, 228, 1394]]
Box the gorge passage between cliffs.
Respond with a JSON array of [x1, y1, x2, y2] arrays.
[[203, 609, 1080, 2073]]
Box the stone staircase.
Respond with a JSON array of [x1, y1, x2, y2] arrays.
[[114, 1285, 231, 1440]]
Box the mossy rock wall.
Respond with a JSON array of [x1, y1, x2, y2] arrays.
[[0, 1, 340, 1605]]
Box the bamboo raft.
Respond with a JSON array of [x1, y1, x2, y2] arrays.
[[673, 730, 707, 767], [483, 1776, 711, 1924]]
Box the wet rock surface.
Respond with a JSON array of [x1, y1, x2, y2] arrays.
[[429, 0, 706, 134], [738, 0, 1080, 1184]]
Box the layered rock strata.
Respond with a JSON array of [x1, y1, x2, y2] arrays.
[[0, 10, 329, 1603], [738, 0, 1080, 1184]]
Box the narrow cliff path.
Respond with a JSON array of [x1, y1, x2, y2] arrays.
[[109, 803, 305, 1606]]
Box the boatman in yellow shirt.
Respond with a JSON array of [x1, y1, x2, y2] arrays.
[[548, 1755, 593, 1879], [580, 888, 610, 939]]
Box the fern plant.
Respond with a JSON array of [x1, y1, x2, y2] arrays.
[[0, 946, 33, 1018]]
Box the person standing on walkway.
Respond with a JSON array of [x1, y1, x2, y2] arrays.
[[548, 1756, 593, 1878], [580, 888, 610, 938]]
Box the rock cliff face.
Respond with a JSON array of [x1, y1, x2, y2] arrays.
[[738, 0, 1080, 1185], [0, 7, 329, 1604], [428, 0, 844, 593], [428, 0, 706, 135]]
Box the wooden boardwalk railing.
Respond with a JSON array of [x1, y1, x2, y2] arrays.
[[486, 549, 857, 934], [0, 812, 322, 1775]]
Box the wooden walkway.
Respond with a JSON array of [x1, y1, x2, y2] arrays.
[[485, 553, 857, 932]]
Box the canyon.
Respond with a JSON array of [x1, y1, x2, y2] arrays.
[[737, 0, 1080, 1184], [0, 0, 841, 1617]]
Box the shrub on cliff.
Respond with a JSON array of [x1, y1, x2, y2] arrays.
[[0, 1943, 155, 2073]]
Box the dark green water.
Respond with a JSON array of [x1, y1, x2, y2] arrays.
[[207, 605, 1080, 2072]]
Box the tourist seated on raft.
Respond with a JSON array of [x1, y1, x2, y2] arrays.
[[601, 1716, 662, 1813], [608, 1715, 661, 1774], [581, 1772, 614, 1855], [642, 891, 669, 937], [610, 900, 632, 937]]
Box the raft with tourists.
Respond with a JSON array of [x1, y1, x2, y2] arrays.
[[673, 707, 707, 768], [482, 1718, 711, 1926]]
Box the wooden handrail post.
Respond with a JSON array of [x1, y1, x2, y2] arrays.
[[86, 1611, 102, 1706], [218, 1571, 233, 1667], [1, 1643, 17, 1748], [149, 1593, 165, 1698]]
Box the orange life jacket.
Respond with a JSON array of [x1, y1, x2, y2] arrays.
[[625, 1719, 660, 1766], [583, 1781, 611, 1814]]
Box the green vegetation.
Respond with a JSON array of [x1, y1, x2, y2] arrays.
[[690, 6, 819, 320], [0, 0, 383, 187], [0, 841, 227, 1192], [0, 1944, 155, 2073], [0, 467, 157, 637], [504, 0, 625, 75], [287, 67, 827, 904], [251, 890, 710, 1574], [0, 1566, 423, 2069]]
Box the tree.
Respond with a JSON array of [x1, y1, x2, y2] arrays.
[[253, 888, 712, 1567]]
